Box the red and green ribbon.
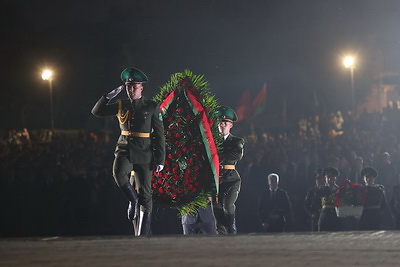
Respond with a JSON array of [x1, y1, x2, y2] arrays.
[[160, 86, 220, 193]]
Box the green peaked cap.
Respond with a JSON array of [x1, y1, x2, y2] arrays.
[[120, 67, 148, 84], [217, 105, 238, 122]]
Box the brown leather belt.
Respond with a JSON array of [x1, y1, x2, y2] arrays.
[[121, 131, 150, 138], [222, 165, 235, 170]]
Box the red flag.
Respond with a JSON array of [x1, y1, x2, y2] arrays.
[[252, 82, 267, 117], [235, 89, 251, 121]]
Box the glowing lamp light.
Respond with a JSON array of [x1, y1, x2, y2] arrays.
[[343, 56, 355, 69], [42, 70, 53, 80]]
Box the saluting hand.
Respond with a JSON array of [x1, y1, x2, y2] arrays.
[[106, 85, 124, 99]]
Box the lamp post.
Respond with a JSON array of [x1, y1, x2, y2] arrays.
[[41, 69, 54, 130], [343, 56, 356, 117]]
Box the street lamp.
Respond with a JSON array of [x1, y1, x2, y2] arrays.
[[41, 69, 55, 130], [343, 56, 356, 117]]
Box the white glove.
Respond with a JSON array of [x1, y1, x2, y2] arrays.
[[155, 165, 164, 173], [105, 85, 124, 99]]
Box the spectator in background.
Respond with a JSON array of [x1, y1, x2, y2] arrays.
[[349, 157, 364, 184], [258, 173, 292, 232], [376, 152, 397, 194]]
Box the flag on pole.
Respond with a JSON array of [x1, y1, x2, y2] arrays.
[[235, 89, 251, 121], [252, 82, 267, 117]]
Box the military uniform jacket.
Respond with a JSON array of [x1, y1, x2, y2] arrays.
[[363, 184, 387, 211], [92, 96, 165, 165], [220, 134, 244, 183], [316, 185, 339, 209], [360, 184, 387, 230], [304, 186, 322, 217]]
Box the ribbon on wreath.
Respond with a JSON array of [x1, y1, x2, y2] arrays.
[[159, 84, 220, 193]]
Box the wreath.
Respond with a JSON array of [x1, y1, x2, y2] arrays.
[[334, 179, 366, 218], [152, 70, 222, 215]]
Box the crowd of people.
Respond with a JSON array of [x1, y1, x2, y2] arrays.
[[0, 128, 136, 236], [1, 106, 400, 237], [236, 107, 400, 232]]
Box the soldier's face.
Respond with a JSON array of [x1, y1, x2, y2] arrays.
[[127, 83, 143, 100], [325, 174, 337, 187], [364, 175, 376, 186], [219, 121, 233, 136]]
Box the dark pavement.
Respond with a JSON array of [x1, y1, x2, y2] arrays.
[[1, 231, 400, 266]]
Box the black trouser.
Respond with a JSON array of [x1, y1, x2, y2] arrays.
[[318, 208, 341, 232], [213, 179, 241, 233], [311, 213, 320, 232], [359, 209, 382, 230], [113, 154, 152, 212]]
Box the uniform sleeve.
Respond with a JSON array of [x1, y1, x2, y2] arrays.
[[91, 96, 118, 117], [151, 103, 166, 165], [222, 138, 245, 162]]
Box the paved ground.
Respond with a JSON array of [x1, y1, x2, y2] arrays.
[[1, 231, 400, 266]]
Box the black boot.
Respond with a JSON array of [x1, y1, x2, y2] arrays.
[[226, 213, 237, 234], [120, 183, 139, 221], [139, 211, 152, 236], [213, 207, 228, 234]]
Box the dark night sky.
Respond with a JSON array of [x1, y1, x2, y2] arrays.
[[1, 0, 400, 130]]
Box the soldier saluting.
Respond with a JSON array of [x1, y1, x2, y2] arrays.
[[91, 67, 165, 235]]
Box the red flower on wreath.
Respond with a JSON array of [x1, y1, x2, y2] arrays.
[[151, 71, 221, 213]]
